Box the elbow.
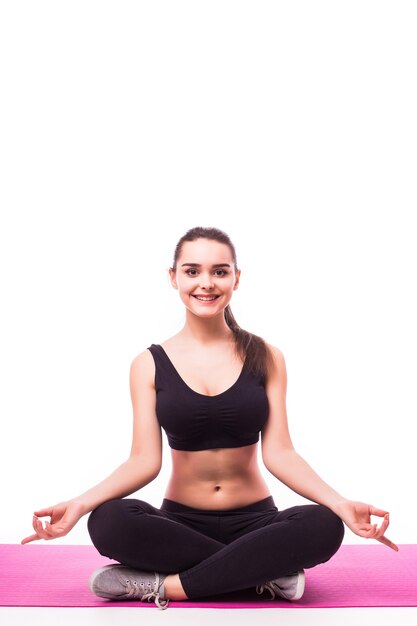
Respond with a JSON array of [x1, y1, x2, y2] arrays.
[[149, 461, 162, 480], [128, 453, 162, 482], [262, 446, 295, 476], [145, 460, 162, 481]]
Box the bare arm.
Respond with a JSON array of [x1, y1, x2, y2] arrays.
[[263, 448, 346, 512], [261, 344, 347, 512], [73, 456, 160, 516], [21, 350, 162, 544], [74, 349, 162, 514], [260, 344, 398, 552]]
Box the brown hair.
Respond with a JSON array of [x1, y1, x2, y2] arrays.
[[171, 226, 274, 381]]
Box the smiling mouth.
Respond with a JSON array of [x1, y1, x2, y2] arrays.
[[192, 295, 220, 301]]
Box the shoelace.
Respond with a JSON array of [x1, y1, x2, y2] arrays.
[[124, 573, 169, 610], [256, 582, 278, 600]]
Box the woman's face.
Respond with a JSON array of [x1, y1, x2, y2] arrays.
[[169, 238, 241, 317]]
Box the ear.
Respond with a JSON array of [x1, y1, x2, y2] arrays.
[[233, 269, 241, 290], [168, 267, 178, 289]]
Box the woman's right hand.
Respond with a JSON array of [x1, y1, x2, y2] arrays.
[[21, 499, 85, 544]]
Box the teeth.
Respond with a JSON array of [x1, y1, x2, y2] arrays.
[[194, 296, 218, 301]]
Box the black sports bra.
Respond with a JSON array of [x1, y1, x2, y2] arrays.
[[147, 344, 269, 451]]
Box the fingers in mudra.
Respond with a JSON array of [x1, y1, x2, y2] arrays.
[[33, 516, 52, 540]]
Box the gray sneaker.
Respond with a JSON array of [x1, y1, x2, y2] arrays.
[[89, 564, 169, 609], [256, 569, 305, 601]]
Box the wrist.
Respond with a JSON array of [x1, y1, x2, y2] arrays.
[[70, 498, 90, 517], [330, 497, 350, 515]]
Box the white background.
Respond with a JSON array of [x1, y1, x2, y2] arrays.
[[1, 1, 415, 549]]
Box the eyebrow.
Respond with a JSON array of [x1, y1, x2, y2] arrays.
[[181, 263, 231, 268]]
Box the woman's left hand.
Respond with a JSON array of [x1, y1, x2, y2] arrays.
[[333, 500, 399, 551]]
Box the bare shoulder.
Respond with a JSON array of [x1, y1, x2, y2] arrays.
[[264, 342, 287, 384], [261, 342, 293, 457], [265, 342, 285, 362], [129, 348, 155, 388], [128, 348, 161, 462], [159, 334, 185, 353]]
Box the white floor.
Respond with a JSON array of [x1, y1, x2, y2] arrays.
[[1, 607, 416, 626]]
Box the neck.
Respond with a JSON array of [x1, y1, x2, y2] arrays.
[[179, 309, 234, 346]]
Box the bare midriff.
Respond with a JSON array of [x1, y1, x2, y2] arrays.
[[164, 442, 271, 510]]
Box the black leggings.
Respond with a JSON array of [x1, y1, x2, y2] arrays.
[[87, 495, 345, 600]]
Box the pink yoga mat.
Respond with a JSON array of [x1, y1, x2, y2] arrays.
[[0, 543, 415, 608]]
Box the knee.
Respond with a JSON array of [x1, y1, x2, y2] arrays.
[[314, 505, 345, 556], [87, 499, 122, 551], [87, 498, 149, 553]]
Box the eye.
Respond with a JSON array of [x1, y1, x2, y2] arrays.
[[185, 269, 229, 277]]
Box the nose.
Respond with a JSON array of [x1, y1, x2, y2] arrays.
[[199, 272, 214, 289]]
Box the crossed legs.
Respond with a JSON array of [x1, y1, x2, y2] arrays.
[[87, 496, 345, 600]]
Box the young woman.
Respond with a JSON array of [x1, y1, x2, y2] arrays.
[[22, 226, 398, 610]]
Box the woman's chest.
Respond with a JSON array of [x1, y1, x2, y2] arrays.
[[160, 346, 245, 397]]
